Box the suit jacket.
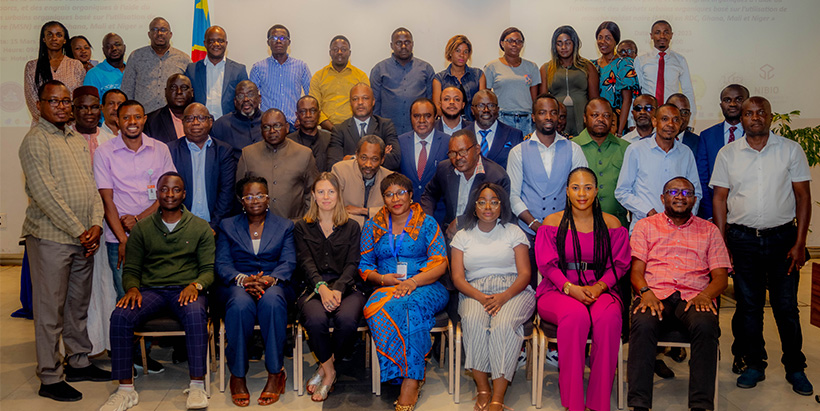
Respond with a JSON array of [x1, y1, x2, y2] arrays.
[[144, 106, 180, 144], [215, 211, 296, 286], [397, 130, 451, 203], [420, 156, 510, 227], [328, 115, 400, 170], [466, 121, 523, 169], [331, 159, 391, 227], [185, 58, 249, 117], [167, 136, 237, 228], [433, 117, 473, 134], [695, 122, 731, 219], [680, 129, 699, 158]]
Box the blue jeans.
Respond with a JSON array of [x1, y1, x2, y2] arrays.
[[499, 112, 533, 136], [727, 224, 806, 372], [106, 242, 124, 300]]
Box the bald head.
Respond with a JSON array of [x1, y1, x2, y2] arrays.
[[182, 103, 213, 144], [741, 96, 773, 138]]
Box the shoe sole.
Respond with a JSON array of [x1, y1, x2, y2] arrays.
[[65, 375, 111, 382], [737, 375, 765, 389], [133, 365, 165, 374], [787, 378, 813, 396], [38, 390, 82, 402]]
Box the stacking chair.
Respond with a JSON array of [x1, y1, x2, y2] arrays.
[[295, 318, 371, 396]]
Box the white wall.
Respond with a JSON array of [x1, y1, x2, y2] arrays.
[[2, 0, 820, 253]]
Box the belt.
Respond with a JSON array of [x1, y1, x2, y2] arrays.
[[566, 262, 604, 271], [500, 112, 530, 118], [728, 221, 795, 238]]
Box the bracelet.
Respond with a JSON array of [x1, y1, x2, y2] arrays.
[[314, 281, 328, 293], [527, 219, 538, 228], [597, 282, 607, 291], [410, 278, 418, 287], [235, 274, 248, 287], [380, 274, 385, 286]]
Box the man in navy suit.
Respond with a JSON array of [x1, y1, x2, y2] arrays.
[[420, 129, 510, 239], [696, 84, 749, 221], [144, 73, 194, 144], [167, 103, 237, 229], [398, 98, 450, 203], [466, 90, 523, 169], [185, 26, 248, 120], [667, 93, 699, 154], [433, 86, 472, 135]]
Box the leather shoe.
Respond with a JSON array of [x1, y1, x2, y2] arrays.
[[666, 347, 687, 363], [786, 371, 814, 396], [737, 368, 765, 388], [654, 359, 675, 379], [65, 364, 111, 382], [732, 356, 748, 375], [38, 381, 82, 402]]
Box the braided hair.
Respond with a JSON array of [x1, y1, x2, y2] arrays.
[[555, 167, 615, 286]]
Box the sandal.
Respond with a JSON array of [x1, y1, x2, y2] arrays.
[[488, 401, 513, 411], [230, 376, 250, 407], [311, 376, 336, 402], [473, 391, 492, 411], [258, 370, 286, 406], [394, 379, 423, 411], [306, 369, 322, 395]]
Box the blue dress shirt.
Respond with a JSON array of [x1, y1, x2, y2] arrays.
[[370, 55, 434, 135], [188, 137, 213, 222], [249, 55, 311, 125]]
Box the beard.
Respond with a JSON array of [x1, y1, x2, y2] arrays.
[[665, 207, 692, 220]]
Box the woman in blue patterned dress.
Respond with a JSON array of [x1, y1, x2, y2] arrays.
[[359, 172, 449, 411], [592, 21, 640, 136]]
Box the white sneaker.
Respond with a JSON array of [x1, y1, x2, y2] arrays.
[[184, 385, 209, 409], [545, 348, 559, 368], [99, 390, 139, 411]]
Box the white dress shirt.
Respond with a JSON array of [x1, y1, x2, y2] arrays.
[[454, 157, 485, 216], [710, 132, 811, 229], [354, 117, 370, 137], [623, 129, 655, 144], [635, 48, 696, 115], [475, 120, 499, 153], [413, 132, 434, 172], [205, 58, 226, 118], [507, 134, 588, 216], [723, 121, 745, 146]]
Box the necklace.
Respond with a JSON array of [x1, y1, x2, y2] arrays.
[[251, 221, 264, 238]]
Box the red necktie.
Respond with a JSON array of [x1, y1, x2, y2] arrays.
[[417, 140, 427, 180], [728, 126, 737, 143], [655, 51, 666, 104]]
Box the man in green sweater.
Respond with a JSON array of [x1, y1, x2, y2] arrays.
[[99, 172, 214, 411]]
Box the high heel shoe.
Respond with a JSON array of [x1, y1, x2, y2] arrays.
[[394, 379, 424, 411], [258, 370, 286, 406], [305, 369, 322, 395], [311, 376, 336, 402]]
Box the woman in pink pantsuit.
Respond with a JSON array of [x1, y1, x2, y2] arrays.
[[535, 167, 630, 411]]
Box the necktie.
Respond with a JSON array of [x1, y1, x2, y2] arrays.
[[360, 122, 367, 137], [655, 51, 666, 105], [417, 140, 428, 180], [479, 129, 490, 156], [728, 126, 737, 143]]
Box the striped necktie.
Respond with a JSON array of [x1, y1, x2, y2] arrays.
[[479, 129, 490, 156]]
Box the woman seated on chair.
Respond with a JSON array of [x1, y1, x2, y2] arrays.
[[535, 167, 630, 411], [294, 172, 365, 402], [216, 176, 296, 407], [360, 172, 449, 411], [450, 182, 536, 411]]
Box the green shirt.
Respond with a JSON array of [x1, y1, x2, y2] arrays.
[[573, 129, 630, 227], [122, 207, 215, 291]]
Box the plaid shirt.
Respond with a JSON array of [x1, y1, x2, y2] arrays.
[[630, 212, 730, 301], [19, 119, 104, 245]]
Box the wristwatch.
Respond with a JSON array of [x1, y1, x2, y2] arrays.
[[192, 282, 203, 291], [562, 282, 573, 295], [639, 286, 650, 295]]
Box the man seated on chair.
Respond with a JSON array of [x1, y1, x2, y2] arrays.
[[100, 172, 215, 411], [627, 176, 730, 411]]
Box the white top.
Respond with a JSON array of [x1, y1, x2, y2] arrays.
[[451, 222, 529, 281], [252, 238, 261, 255], [722, 121, 745, 146], [635, 48, 696, 115], [507, 134, 588, 216], [205, 58, 226, 118], [709, 132, 811, 229], [162, 219, 179, 232]]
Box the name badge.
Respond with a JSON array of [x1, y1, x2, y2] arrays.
[[396, 262, 408, 280], [147, 184, 157, 200]]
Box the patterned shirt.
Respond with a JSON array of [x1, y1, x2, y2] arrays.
[[120, 46, 191, 113], [19, 119, 104, 245], [24, 57, 86, 125], [631, 212, 731, 301], [310, 61, 369, 125], [249, 55, 311, 125]]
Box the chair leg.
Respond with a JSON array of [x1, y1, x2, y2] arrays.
[[714, 347, 720, 411], [526, 339, 533, 381], [296, 325, 304, 395], [530, 328, 539, 407], [206, 337, 211, 397], [536, 333, 546, 409], [139, 337, 148, 375], [371, 335, 381, 396], [439, 332, 446, 369], [219, 320, 225, 393], [454, 323, 462, 403], [618, 337, 624, 409], [365, 330, 371, 369], [209, 322, 216, 373], [448, 320, 454, 395]]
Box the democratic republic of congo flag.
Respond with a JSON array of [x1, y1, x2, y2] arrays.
[[191, 0, 210, 62]]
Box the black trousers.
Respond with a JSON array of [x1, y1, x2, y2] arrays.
[[627, 292, 719, 410], [727, 224, 806, 373], [299, 290, 366, 364]]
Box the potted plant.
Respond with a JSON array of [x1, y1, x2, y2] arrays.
[[773, 111, 820, 166]]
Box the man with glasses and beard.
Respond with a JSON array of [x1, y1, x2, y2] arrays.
[[212, 80, 264, 162]]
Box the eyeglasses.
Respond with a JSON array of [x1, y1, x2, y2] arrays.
[[472, 103, 498, 110], [475, 199, 501, 209], [182, 115, 213, 123], [41, 98, 72, 107], [504, 39, 524, 46], [241, 194, 269, 202], [150, 27, 170, 34], [76, 104, 101, 112], [297, 108, 318, 115], [663, 189, 695, 197], [268, 35, 289, 42], [447, 144, 476, 159], [633, 104, 655, 113], [169, 84, 191, 92], [383, 190, 409, 199], [235, 91, 258, 100], [261, 124, 285, 132]]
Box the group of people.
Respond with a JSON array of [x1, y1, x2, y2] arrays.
[[18, 14, 812, 411]]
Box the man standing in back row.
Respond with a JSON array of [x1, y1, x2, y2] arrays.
[[310, 35, 369, 131], [185, 26, 249, 120], [634, 20, 695, 116]]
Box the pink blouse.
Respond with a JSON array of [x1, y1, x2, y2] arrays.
[[24, 56, 86, 124]]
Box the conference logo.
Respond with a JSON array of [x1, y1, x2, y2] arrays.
[[0, 82, 24, 113], [759, 64, 775, 80]]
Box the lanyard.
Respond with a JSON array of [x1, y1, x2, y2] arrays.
[[388, 210, 413, 261]]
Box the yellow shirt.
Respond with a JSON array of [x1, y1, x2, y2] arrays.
[[310, 62, 369, 125]]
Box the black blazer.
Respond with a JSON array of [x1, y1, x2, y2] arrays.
[[144, 106, 179, 144], [185, 58, 248, 117], [420, 156, 511, 227], [167, 136, 237, 228], [397, 129, 451, 203], [680, 129, 699, 158], [465, 121, 524, 169], [328, 114, 401, 170]]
